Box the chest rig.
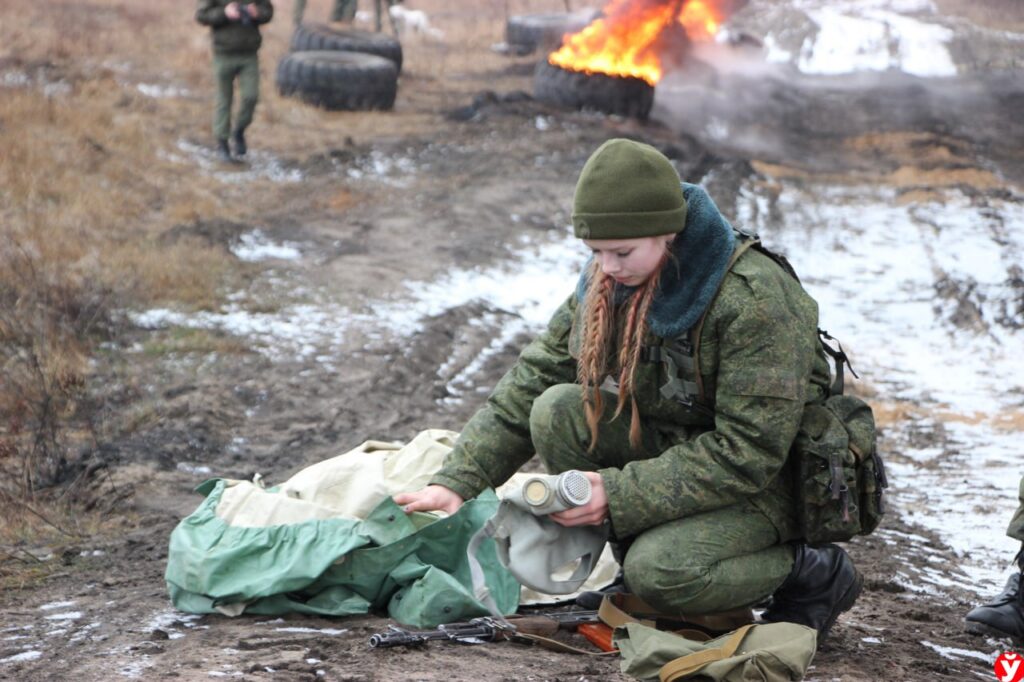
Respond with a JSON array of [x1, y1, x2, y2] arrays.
[[639, 231, 858, 416], [636, 231, 759, 418]]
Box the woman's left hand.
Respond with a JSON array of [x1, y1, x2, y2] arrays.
[[550, 471, 609, 527]]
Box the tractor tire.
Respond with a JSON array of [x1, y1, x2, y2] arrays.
[[291, 23, 403, 74], [276, 51, 398, 111], [505, 10, 599, 55], [533, 59, 654, 120]]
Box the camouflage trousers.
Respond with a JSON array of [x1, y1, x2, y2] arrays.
[[1008, 476, 1024, 543], [529, 383, 795, 614], [212, 53, 260, 142]]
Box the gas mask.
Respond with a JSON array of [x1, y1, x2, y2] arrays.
[[468, 470, 609, 607]]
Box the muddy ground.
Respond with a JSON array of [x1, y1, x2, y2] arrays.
[[2, 4, 1023, 681]]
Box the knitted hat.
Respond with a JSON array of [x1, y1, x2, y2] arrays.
[[572, 139, 687, 239]]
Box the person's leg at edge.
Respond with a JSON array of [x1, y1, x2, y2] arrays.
[[964, 475, 1024, 643], [232, 55, 260, 158], [212, 55, 236, 161]]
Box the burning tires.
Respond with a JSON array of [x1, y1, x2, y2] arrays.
[[276, 51, 398, 111], [534, 59, 654, 120], [290, 23, 403, 74]]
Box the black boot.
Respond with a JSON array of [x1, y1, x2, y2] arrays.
[[232, 129, 246, 157], [216, 138, 233, 163], [965, 572, 1024, 644], [575, 572, 627, 610], [762, 543, 862, 642]]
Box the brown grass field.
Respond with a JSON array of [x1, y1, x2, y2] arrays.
[[0, 0, 576, 547]]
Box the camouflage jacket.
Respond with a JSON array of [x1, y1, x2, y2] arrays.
[[196, 0, 274, 54], [431, 242, 830, 540]]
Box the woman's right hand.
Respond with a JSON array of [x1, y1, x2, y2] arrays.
[[393, 485, 464, 516]]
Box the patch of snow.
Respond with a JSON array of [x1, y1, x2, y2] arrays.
[[177, 462, 213, 476], [346, 150, 417, 187], [921, 640, 995, 663], [231, 230, 302, 262], [39, 601, 76, 611], [169, 139, 304, 184], [43, 612, 82, 621], [765, 0, 957, 77], [136, 83, 190, 98], [0, 650, 42, 663], [272, 627, 348, 635]]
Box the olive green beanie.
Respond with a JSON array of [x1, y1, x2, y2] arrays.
[[572, 139, 687, 240]]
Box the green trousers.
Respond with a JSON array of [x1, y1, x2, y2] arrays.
[[1008, 476, 1024, 543], [212, 53, 260, 142], [529, 384, 795, 615], [330, 0, 358, 22]]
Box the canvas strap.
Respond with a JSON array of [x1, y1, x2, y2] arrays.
[[657, 624, 756, 682]]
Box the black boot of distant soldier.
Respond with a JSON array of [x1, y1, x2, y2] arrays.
[[216, 138, 233, 163], [232, 128, 247, 157], [762, 543, 862, 643], [964, 549, 1024, 644]]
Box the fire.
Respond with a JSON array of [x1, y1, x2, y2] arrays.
[[549, 0, 727, 85]]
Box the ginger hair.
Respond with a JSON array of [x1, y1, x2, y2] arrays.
[[577, 255, 665, 451]]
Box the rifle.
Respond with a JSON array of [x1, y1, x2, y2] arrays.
[[368, 610, 601, 649]]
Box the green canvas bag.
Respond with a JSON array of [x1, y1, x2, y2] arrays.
[[615, 621, 817, 682]]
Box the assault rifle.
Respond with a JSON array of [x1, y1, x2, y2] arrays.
[[368, 610, 600, 649]]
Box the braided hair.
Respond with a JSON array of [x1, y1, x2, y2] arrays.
[[577, 254, 665, 451]]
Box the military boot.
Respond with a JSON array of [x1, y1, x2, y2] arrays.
[[575, 572, 627, 610], [216, 138, 233, 163], [762, 543, 862, 642], [965, 572, 1024, 644], [232, 129, 247, 157]]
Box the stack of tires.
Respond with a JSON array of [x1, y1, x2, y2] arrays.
[[277, 23, 402, 111], [504, 10, 599, 55]]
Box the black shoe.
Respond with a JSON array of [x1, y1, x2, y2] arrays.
[[965, 572, 1024, 644], [232, 129, 246, 157], [216, 138, 233, 163], [762, 543, 862, 643], [575, 573, 626, 610]]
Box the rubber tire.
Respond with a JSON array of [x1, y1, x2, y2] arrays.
[[505, 11, 598, 55], [291, 23, 403, 74], [533, 59, 654, 120], [276, 51, 398, 111]]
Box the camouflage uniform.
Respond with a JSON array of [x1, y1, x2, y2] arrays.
[[1009, 477, 1024, 543], [432, 239, 832, 614]]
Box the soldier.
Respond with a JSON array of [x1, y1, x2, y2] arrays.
[[395, 139, 862, 642], [965, 477, 1024, 643], [195, 0, 274, 163], [293, 0, 357, 28]]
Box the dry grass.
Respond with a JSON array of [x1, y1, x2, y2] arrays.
[[934, 0, 1024, 31], [0, 0, 568, 515]]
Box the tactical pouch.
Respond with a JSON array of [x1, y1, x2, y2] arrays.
[[792, 394, 887, 544]]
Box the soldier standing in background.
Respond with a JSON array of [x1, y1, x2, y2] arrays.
[[293, 0, 357, 28], [195, 0, 274, 163], [965, 477, 1024, 644]]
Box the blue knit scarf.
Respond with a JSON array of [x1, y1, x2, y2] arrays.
[[575, 183, 736, 339]]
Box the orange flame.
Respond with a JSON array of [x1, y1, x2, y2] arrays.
[[549, 0, 726, 85]]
